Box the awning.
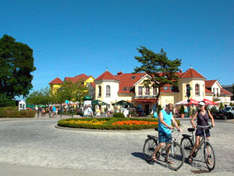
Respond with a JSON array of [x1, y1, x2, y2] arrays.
[[133, 99, 157, 103]]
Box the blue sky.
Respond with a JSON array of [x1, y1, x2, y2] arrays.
[[0, 0, 233, 91]]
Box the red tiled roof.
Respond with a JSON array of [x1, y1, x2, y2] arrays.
[[221, 88, 233, 96], [205, 80, 216, 88], [65, 74, 89, 83], [115, 73, 146, 94], [49, 77, 63, 84], [96, 71, 118, 81], [181, 68, 205, 79]]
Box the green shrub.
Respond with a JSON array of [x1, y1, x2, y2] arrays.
[[179, 105, 185, 114], [210, 106, 218, 114], [113, 112, 125, 118], [0, 96, 16, 107], [0, 106, 36, 118]]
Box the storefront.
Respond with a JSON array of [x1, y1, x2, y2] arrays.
[[133, 98, 157, 116]]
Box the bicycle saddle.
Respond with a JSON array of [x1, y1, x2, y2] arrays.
[[188, 128, 195, 132]]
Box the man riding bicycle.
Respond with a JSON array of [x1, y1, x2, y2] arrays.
[[188, 101, 215, 163], [151, 103, 182, 162]]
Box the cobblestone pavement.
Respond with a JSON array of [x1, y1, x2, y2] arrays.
[[0, 117, 234, 176]]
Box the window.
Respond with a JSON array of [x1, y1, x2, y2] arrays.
[[163, 86, 168, 90], [145, 87, 150, 95], [138, 86, 143, 96], [195, 84, 200, 96], [153, 87, 157, 95], [123, 87, 128, 91], [98, 86, 102, 97], [106, 85, 110, 97]]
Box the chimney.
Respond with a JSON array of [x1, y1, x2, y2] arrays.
[[117, 72, 123, 75]]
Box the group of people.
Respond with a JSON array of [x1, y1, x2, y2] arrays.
[[152, 101, 215, 164]]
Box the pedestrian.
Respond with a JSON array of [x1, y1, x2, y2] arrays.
[[188, 101, 215, 163], [151, 103, 182, 162], [52, 106, 57, 117], [35, 105, 39, 118]]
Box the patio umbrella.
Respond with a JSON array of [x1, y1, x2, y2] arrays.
[[188, 98, 199, 105], [113, 100, 134, 107], [203, 99, 217, 105], [92, 100, 108, 106], [175, 99, 199, 105], [215, 100, 234, 104], [175, 100, 188, 105]]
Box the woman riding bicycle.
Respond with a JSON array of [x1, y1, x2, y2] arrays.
[[188, 101, 215, 163]]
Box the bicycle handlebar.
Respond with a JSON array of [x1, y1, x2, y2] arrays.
[[197, 125, 212, 129]]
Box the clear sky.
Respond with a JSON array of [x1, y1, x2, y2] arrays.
[[1, 0, 233, 91]]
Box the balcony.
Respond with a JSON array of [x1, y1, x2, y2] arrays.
[[134, 95, 157, 99]]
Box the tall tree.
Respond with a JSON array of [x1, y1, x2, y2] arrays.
[[134, 46, 181, 104], [54, 81, 88, 104], [26, 87, 52, 105], [0, 34, 36, 99]]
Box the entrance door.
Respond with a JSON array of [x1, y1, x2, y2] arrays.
[[145, 104, 150, 115]]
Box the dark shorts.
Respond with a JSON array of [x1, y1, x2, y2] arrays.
[[158, 130, 172, 143], [195, 128, 210, 137]]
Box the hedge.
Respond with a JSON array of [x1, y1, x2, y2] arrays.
[[0, 106, 36, 118]]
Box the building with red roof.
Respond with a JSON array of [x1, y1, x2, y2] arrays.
[[49, 68, 232, 114], [94, 68, 232, 115], [49, 74, 95, 97]]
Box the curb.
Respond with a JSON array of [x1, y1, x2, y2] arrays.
[[54, 124, 154, 133]]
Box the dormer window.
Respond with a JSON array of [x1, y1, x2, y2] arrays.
[[123, 87, 128, 91], [139, 86, 143, 96], [131, 76, 136, 80], [145, 87, 150, 95]]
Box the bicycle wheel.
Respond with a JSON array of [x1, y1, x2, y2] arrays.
[[143, 138, 157, 161], [167, 142, 184, 171], [204, 142, 215, 171], [180, 137, 193, 159]]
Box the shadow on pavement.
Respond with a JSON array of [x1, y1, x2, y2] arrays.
[[191, 169, 210, 174], [131, 152, 146, 161], [131, 152, 168, 169]]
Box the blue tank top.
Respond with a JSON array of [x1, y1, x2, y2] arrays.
[[158, 109, 172, 134]]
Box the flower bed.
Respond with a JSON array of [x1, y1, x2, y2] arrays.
[[58, 117, 160, 130]]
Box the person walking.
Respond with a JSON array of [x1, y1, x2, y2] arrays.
[[151, 103, 182, 162], [52, 105, 57, 117], [188, 101, 215, 163]]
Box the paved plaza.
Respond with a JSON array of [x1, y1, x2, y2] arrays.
[[0, 117, 234, 176]]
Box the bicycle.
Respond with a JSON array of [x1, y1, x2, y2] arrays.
[[180, 125, 215, 171], [143, 129, 184, 171]]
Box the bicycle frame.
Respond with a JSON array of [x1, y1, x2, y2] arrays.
[[161, 129, 179, 157], [193, 125, 212, 155]]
